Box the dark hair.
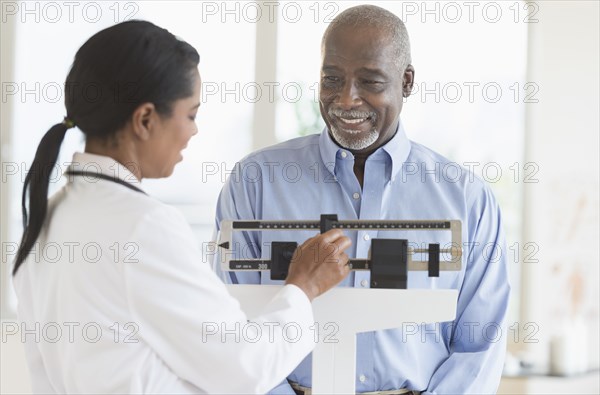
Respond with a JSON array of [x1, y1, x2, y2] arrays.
[[13, 20, 200, 275]]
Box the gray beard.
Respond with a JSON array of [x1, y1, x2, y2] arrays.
[[330, 125, 379, 150]]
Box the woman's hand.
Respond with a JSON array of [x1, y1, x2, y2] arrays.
[[285, 229, 351, 301]]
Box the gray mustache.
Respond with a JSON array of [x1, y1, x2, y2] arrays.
[[328, 109, 376, 119]]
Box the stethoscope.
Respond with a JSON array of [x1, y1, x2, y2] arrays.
[[65, 170, 146, 195]]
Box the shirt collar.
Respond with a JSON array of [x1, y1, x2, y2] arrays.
[[67, 152, 143, 188], [319, 120, 412, 181], [380, 121, 412, 181]]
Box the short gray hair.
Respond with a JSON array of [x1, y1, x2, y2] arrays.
[[322, 5, 412, 73]]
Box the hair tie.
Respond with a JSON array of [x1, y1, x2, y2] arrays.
[[62, 117, 76, 129]]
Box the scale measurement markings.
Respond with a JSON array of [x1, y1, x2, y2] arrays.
[[232, 221, 451, 230]]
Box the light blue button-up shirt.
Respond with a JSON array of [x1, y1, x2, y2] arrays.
[[213, 122, 510, 394]]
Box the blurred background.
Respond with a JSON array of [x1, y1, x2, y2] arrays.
[[1, 1, 598, 393]]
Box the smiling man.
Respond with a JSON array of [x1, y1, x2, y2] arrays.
[[214, 5, 510, 395]]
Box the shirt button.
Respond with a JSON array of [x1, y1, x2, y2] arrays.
[[360, 279, 369, 287], [363, 234, 370, 241], [359, 374, 366, 383], [352, 192, 360, 200], [340, 151, 347, 158]]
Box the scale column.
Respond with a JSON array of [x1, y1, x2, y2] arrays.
[[312, 330, 357, 395]]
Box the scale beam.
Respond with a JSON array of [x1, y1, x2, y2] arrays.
[[217, 215, 462, 289]]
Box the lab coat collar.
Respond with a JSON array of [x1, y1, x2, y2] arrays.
[[67, 152, 144, 190]]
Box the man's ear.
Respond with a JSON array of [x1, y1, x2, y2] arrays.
[[402, 65, 415, 98], [131, 103, 156, 141]]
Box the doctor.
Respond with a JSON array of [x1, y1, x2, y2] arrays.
[[12, 20, 351, 394]]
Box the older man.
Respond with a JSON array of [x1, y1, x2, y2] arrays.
[[214, 5, 510, 394]]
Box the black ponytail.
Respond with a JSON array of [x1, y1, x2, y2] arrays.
[[13, 123, 70, 274], [12, 20, 200, 275]]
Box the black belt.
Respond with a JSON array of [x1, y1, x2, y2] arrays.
[[291, 389, 421, 395], [289, 381, 420, 395]]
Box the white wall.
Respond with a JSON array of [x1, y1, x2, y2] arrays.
[[521, 0, 600, 373], [0, 10, 29, 394], [1, 321, 32, 394]]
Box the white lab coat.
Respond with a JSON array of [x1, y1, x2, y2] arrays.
[[14, 152, 314, 394]]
